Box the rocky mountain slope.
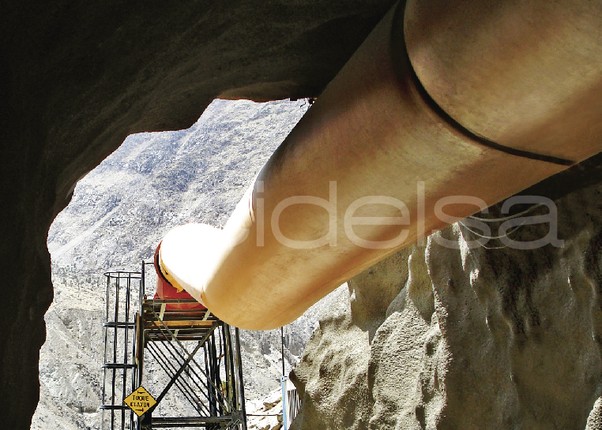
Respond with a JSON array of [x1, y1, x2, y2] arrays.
[[33, 98, 329, 430]]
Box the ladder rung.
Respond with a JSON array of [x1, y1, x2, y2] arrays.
[[99, 405, 131, 411], [103, 363, 136, 369], [103, 322, 135, 328]]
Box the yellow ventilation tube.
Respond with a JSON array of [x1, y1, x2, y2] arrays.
[[158, 0, 602, 329]]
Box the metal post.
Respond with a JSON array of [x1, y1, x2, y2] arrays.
[[101, 275, 110, 430], [280, 327, 285, 377], [235, 328, 247, 430], [112, 276, 120, 429], [281, 376, 288, 430], [139, 261, 145, 317], [280, 326, 288, 430]]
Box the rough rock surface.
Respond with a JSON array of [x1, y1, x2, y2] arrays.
[[1, 2, 395, 428], [291, 174, 602, 429]]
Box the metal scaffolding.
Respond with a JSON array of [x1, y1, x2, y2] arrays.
[[100, 263, 247, 430]]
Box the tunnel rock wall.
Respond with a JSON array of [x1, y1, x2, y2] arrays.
[[291, 171, 602, 429]]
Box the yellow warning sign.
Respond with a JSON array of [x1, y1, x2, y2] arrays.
[[123, 386, 157, 417]]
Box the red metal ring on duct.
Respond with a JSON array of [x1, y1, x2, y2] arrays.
[[154, 242, 206, 311], [158, 0, 602, 330]]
